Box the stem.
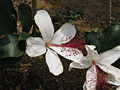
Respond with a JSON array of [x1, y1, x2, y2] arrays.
[[109, 0, 112, 26], [47, 42, 84, 49], [32, 0, 36, 16]]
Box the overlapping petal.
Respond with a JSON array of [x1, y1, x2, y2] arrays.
[[85, 65, 97, 90], [116, 87, 120, 90], [35, 10, 54, 42], [85, 45, 100, 62], [50, 46, 83, 63], [106, 75, 120, 90], [106, 75, 120, 86], [83, 82, 88, 90], [98, 63, 120, 79], [85, 45, 96, 50], [51, 23, 76, 45], [46, 48, 63, 76], [69, 57, 91, 70], [26, 37, 46, 57], [100, 46, 120, 65]]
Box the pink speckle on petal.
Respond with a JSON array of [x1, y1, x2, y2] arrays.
[[60, 47, 80, 57], [60, 36, 72, 43], [47, 38, 84, 58]]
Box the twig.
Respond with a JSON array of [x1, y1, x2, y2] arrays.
[[32, 0, 37, 16], [109, 0, 112, 26]]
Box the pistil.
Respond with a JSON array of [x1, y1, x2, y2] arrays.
[[46, 39, 84, 50]]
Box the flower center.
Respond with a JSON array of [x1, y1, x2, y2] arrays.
[[92, 60, 96, 65], [45, 42, 49, 47]]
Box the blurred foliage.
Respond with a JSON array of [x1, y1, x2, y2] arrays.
[[0, 1, 32, 58], [53, 9, 84, 25], [86, 25, 120, 53], [0, 33, 30, 58], [18, 32, 31, 41], [0, 35, 24, 58], [18, 3, 33, 32], [0, 0, 17, 35]]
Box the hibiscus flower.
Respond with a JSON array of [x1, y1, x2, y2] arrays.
[[70, 45, 120, 90], [26, 10, 83, 75]]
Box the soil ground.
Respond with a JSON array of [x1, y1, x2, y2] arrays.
[[0, 0, 120, 90]]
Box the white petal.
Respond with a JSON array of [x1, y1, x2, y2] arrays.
[[69, 57, 91, 70], [100, 46, 120, 65], [46, 48, 63, 76], [35, 10, 54, 42], [106, 75, 120, 86], [50, 46, 83, 63], [98, 63, 120, 79], [85, 66, 97, 90], [51, 23, 76, 45], [26, 37, 46, 57], [83, 82, 88, 90], [85, 45, 96, 50], [117, 87, 120, 90], [85, 45, 100, 62]]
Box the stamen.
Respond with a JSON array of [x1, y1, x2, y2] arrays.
[[47, 39, 84, 50]]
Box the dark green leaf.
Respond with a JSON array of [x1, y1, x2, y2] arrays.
[[86, 32, 98, 45], [86, 25, 120, 53], [18, 32, 31, 41], [18, 3, 33, 32], [0, 35, 24, 58], [0, 36, 10, 47], [0, 0, 17, 35]]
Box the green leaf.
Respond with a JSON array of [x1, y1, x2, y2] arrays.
[[68, 20, 75, 24], [0, 35, 24, 58], [0, 0, 17, 35], [0, 36, 10, 47], [86, 25, 120, 53], [18, 3, 33, 32], [18, 32, 31, 41], [86, 32, 98, 44]]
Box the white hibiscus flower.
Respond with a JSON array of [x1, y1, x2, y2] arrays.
[[26, 10, 84, 76], [69, 45, 120, 90]]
